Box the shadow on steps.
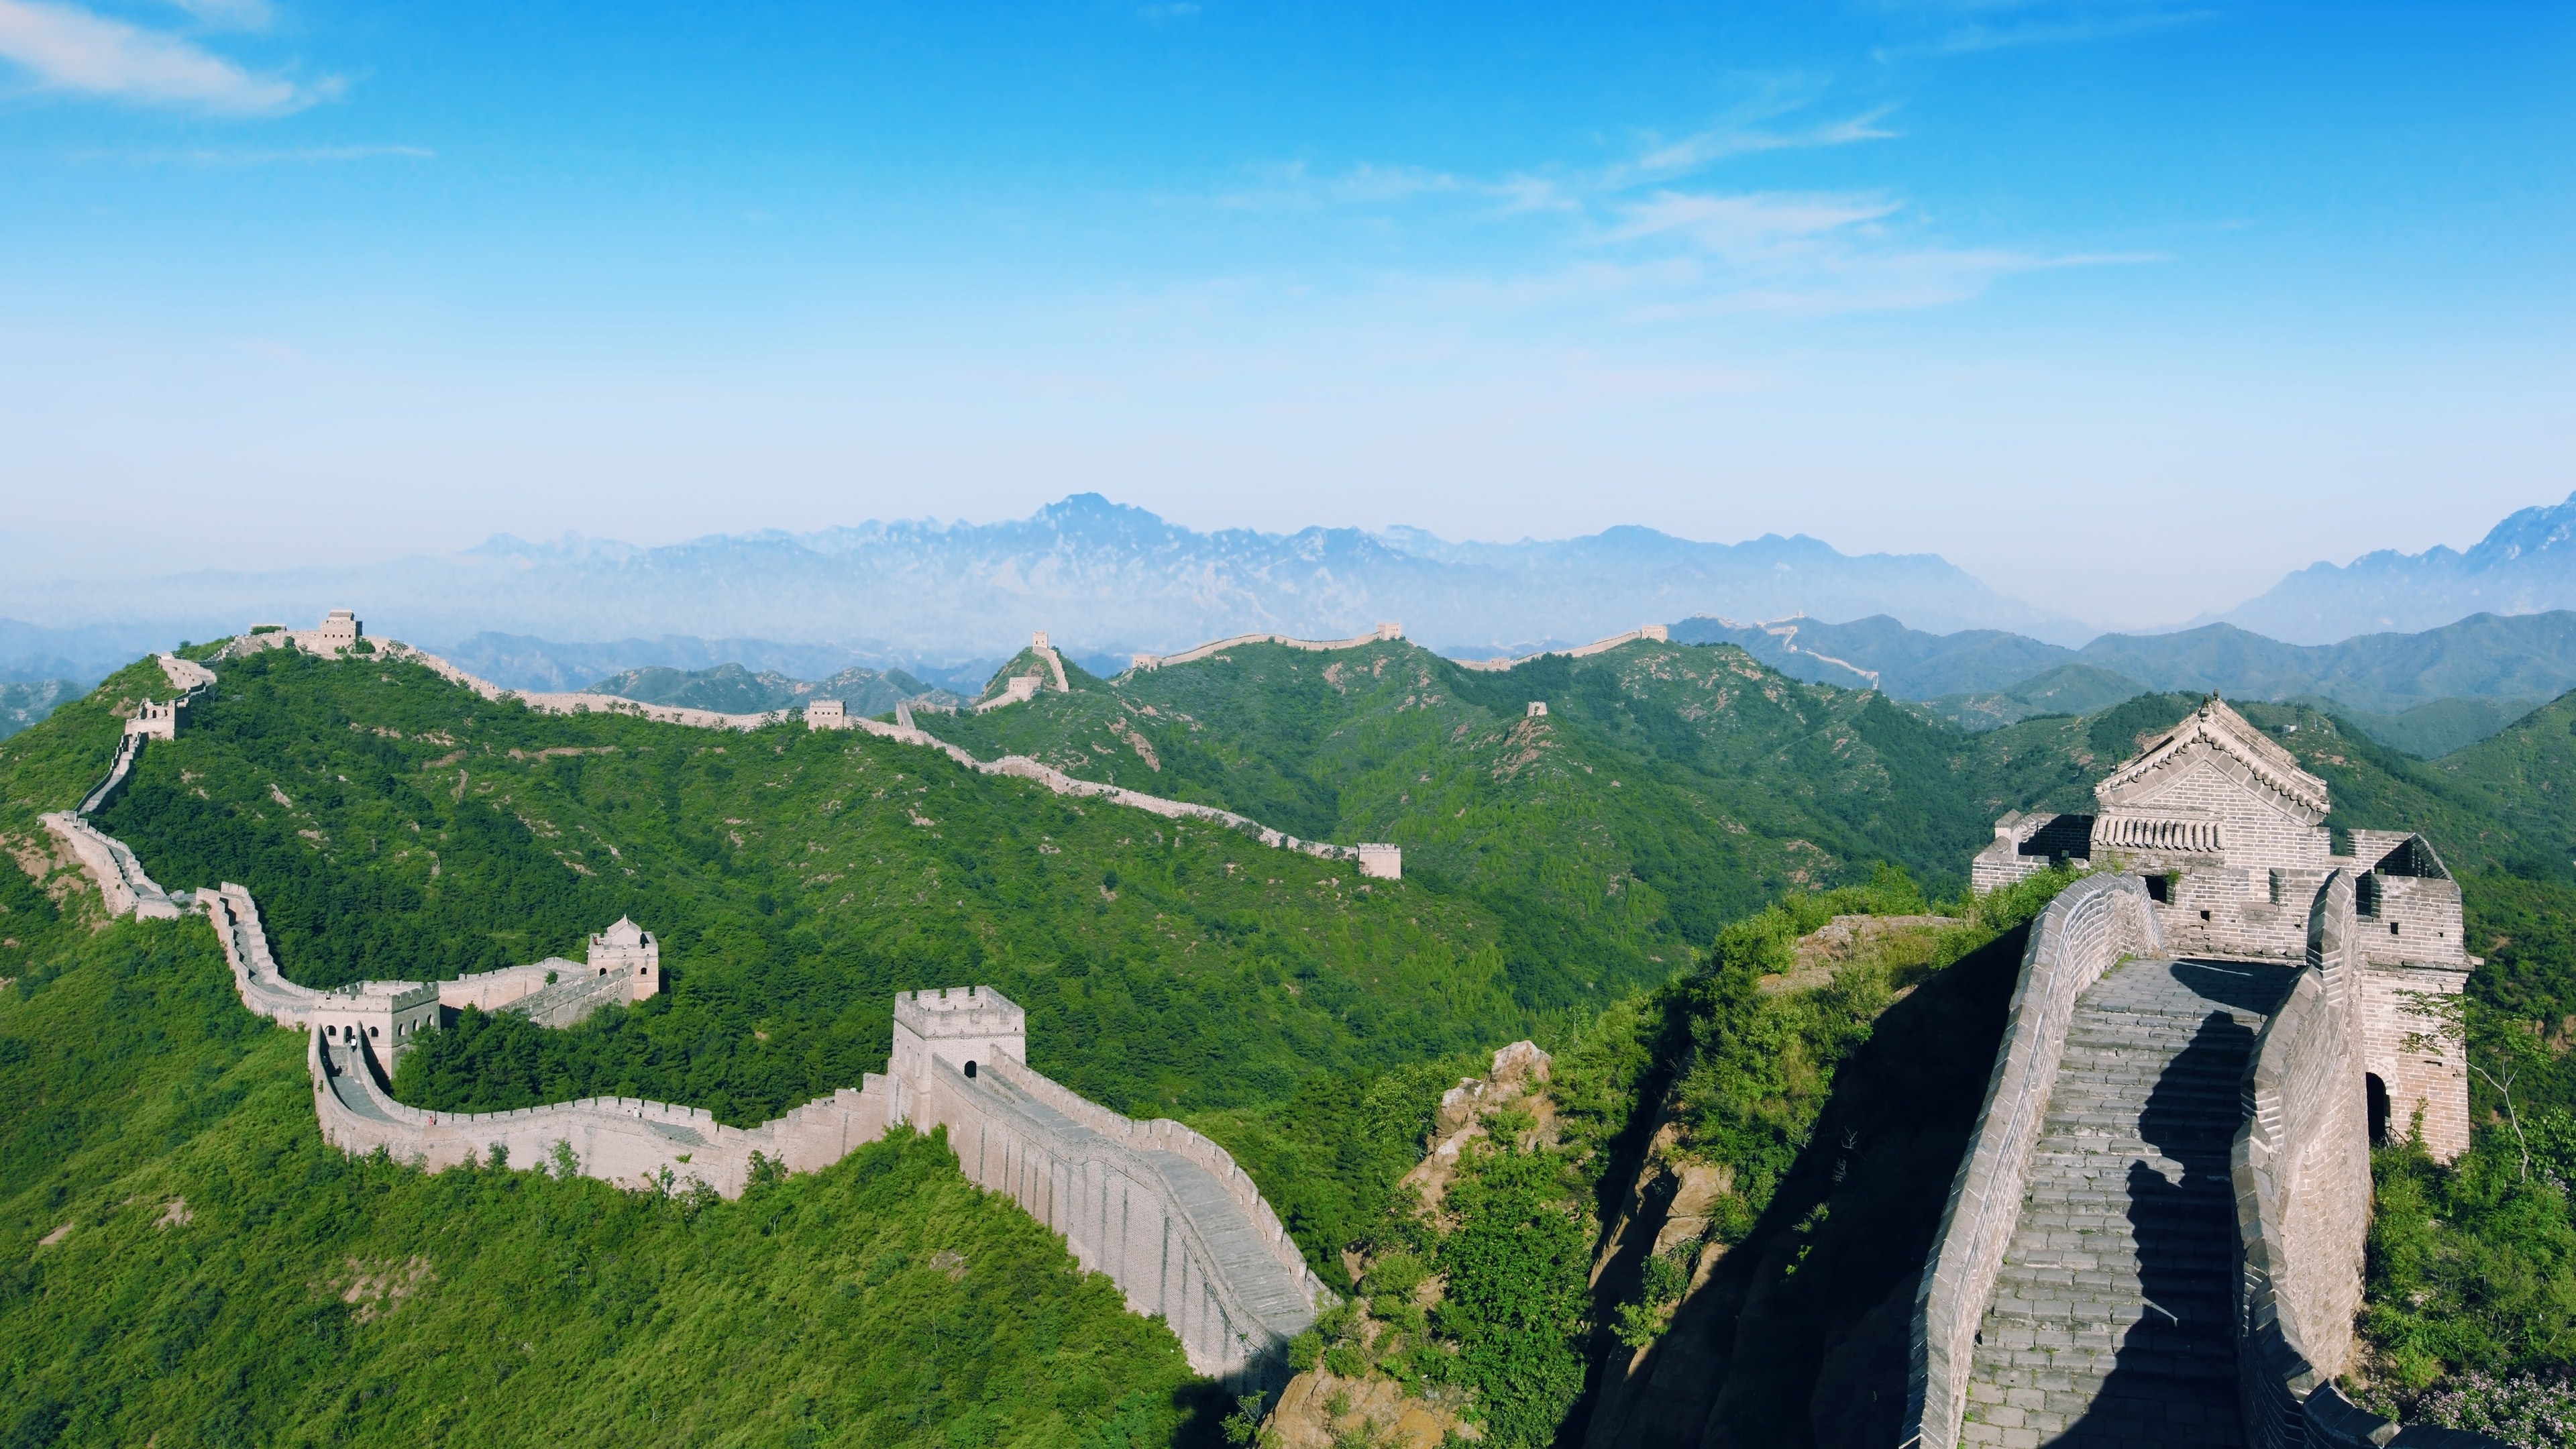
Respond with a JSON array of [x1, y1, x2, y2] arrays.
[[1574, 924, 2031, 1449]]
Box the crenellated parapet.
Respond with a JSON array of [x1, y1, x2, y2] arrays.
[[1130, 621, 1402, 672], [42, 811, 187, 919], [1449, 623, 1668, 672]]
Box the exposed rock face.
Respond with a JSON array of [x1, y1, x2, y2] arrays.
[[1260, 1368, 1472, 1449], [1401, 1040, 1554, 1218], [1260, 1041, 1554, 1446]]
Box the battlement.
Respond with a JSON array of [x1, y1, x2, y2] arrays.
[[806, 698, 850, 729], [890, 985, 1026, 1084], [893, 985, 1026, 1038]]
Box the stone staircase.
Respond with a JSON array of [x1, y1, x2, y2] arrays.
[[1960, 959, 2295, 1448]]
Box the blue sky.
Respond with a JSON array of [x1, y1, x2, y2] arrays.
[[0, 1, 2569, 629]]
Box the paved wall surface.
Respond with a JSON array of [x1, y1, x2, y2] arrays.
[[1903, 873, 2166, 1449]]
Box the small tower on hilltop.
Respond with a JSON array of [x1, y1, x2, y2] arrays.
[[587, 916, 661, 1002], [316, 610, 363, 654], [890, 985, 1027, 1085]]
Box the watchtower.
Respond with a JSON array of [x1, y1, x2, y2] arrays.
[[890, 985, 1026, 1084], [586, 916, 661, 1002]]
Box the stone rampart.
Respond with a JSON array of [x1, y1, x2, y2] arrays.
[[975, 675, 1044, 713], [2234, 872, 2379, 1449], [157, 653, 218, 692], [1448, 624, 1669, 672], [1130, 622, 1402, 672], [1031, 632, 1070, 692], [890, 1051, 1326, 1382], [76, 732, 145, 816], [1902, 873, 2165, 1449], [201, 882, 328, 1025], [311, 1025, 895, 1197], [41, 810, 186, 919]]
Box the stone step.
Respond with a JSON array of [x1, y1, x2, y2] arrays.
[[1960, 957, 2298, 1448]]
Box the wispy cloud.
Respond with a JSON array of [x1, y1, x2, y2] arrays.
[[1223, 92, 1899, 218], [1613, 105, 1901, 186], [81, 142, 427, 164], [1195, 83, 2154, 323], [0, 0, 332, 113], [1870, 0, 2212, 58], [165, 0, 274, 30]]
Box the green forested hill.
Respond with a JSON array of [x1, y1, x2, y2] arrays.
[[40, 647, 1529, 1125], [924, 637, 2006, 983], [0, 916, 1201, 1448], [6, 640, 2575, 1445]]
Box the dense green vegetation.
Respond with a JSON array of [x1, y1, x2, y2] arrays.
[[13, 635, 2576, 1444], [0, 904, 1203, 1446], [922, 637, 2018, 1012], [587, 661, 955, 716], [43, 646, 1525, 1127]]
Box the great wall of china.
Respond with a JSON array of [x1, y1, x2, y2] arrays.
[[40, 621, 1342, 1384], [34, 615, 2514, 1430], [1904, 700, 2500, 1448]]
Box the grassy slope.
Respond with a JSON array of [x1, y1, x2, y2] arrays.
[[0, 913, 1203, 1448]]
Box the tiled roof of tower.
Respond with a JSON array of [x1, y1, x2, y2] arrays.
[[2094, 695, 2330, 818]]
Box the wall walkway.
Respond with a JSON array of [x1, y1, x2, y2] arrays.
[[1448, 624, 1670, 672], [1902, 873, 2506, 1448]]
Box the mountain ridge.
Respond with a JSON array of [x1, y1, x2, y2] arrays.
[[0, 494, 2092, 657], [2218, 490, 2576, 643]]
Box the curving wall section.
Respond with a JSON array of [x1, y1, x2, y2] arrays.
[[1448, 623, 1670, 672], [2231, 871, 2406, 1448], [1902, 873, 2165, 1449], [41, 811, 186, 919], [1128, 622, 1402, 672], [889, 1054, 1326, 1383]]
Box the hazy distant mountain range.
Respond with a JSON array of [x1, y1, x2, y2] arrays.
[[2217, 490, 2576, 643], [13, 490, 2576, 675], [0, 494, 2088, 667], [10, 489, 2576, 755]]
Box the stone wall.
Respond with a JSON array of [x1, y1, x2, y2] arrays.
[[2362, 961, 2473, 1161], [1130, 621, 1402, 672], [311, 1025, 895, 1197], [1030, 632, 1070, 692], [40, 811, 186, 919], [2233, 873, 2373, 1446], [202, 882, 327, 1025], [1902, 873, 2165, 1449], [1450, 624, 1669, 672], [892, 1051, 1326, 1383], [2232, 870, 2504, 1446]]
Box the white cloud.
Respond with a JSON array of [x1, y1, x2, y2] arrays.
[[166, 0, 274, 30], [1617, 107, 1901, 184], [0, 0, 330, 113], [95, 142, 430, 164]]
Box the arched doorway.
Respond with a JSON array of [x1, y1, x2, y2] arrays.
[[2366, 1073, 2390, 1147], [963, 1060, 977, 1079]]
